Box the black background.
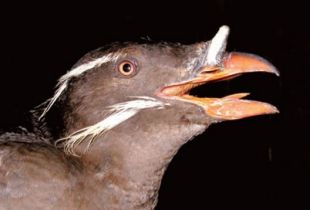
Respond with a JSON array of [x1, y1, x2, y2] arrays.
[[0, 1, 309, 209]]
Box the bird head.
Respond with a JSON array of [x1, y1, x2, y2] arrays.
[[41, 26, 278, 156]]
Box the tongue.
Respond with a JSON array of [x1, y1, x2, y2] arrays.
[[223, 93, 250, 99]]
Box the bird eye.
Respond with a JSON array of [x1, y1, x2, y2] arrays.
[[117, 60, 137, 77]]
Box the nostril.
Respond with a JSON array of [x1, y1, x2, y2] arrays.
[[199, 68, 221, 74]]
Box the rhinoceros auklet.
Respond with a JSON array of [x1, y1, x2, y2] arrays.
[[0, 26, 278, 210]]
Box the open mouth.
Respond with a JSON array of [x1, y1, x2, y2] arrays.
[[158, 52, 279, 120]]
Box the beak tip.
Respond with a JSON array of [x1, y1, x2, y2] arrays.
[[269, 66, 280, 77], [223, 52, 280, 78], [262, 103, 280, 116], [272, 106, 280, 114]]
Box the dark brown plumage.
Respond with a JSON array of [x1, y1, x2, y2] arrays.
[[0, 26, 278, 210]]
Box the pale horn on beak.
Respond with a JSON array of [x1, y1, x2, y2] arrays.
[[205, 25, 230, 66]]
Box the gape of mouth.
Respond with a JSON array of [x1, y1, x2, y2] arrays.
[[188, 75, 243, 99], [157, 72, 247, 100], [157, 70, 279, 121]]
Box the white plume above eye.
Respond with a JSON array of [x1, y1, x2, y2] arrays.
[[39, 52, 123, 120], [56, 96, 170, 156]]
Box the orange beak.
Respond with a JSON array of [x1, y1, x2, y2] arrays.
[[159, 52, 279, 120]]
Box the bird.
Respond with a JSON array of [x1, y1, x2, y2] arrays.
[[0, 26, 279, 210]]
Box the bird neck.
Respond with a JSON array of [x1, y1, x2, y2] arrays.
[[73, 116, 206, 210]]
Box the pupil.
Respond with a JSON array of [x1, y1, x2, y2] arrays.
[[123, 63, 132, 72]]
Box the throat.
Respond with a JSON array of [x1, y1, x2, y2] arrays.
[[76, 121, 206, 210]]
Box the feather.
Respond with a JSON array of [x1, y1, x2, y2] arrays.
[[56, 96, 169, 155], [39, 52, 122, 119]]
